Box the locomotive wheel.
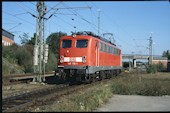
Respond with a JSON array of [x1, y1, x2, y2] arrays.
[[99, 71, 105, 80], [115, 70, 120, 76], [109, 70, 113, 78], [106, 71, 111, 79], [119, 69, 122, 74], [92, 74, 97, 82], [115, 70, 118, 76], [111, 70, 115, 77], [107, 72, 111, 79], [84, 74, 91, 84]]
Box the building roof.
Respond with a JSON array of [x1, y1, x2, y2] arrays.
[[2, 28, 14, 40]]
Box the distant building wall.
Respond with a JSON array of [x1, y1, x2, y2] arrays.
[[2, 35, 14, 46], [2, 29, 14, 46], [152, 59, 168, 70]]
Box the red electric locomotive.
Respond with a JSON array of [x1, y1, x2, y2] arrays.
[[56, 31, 122, 83]]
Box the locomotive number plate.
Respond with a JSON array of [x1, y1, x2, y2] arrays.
[[70, 57, 76, 62]]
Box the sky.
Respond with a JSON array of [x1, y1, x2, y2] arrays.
[[2, 1, 170, 56]]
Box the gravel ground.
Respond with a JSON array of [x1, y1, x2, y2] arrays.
[[2, 83, 50, 98], [2, 76, 63, 98], [96, 94, 170, 111]]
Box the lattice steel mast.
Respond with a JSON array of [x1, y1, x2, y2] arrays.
[[33, 1, 47, 83]]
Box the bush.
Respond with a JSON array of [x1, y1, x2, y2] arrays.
[[2, 45, 18, 64], [146, 62, 166, 74], [156, 62, 166, 72], [16, 46, 33, 73], [146, 64, 157, 74], [45, 51, 57, 72], [2, 61, 11, 75]]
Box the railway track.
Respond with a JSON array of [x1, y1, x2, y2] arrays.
[[4, 72, 54, 78], [2, 83, 69, 112], [3, 72, 55, 86], [2, 78, 114, 112]]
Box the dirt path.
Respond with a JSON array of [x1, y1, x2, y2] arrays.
[[96, 95, 170, 111]]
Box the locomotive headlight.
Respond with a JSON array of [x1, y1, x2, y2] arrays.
[[60, 55, 64, 59], [82, 56, 86, 63], [72, 34, 76, 38], [82, 59, 86, 63], [60, 59, 64, 63], [60, 55, 64, 63]]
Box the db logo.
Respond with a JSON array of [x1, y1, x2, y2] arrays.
[[70, 57, 76, 62]]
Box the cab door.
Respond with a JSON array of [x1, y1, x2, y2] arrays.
[[95, 41, 99, 67]]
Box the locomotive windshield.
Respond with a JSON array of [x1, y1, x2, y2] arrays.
[[62, 40, 72, 48], [76, 39, 88, 48]]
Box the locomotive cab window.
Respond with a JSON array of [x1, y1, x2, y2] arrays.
[[62, 40, 72, 48], [76, 39, 88, 48]]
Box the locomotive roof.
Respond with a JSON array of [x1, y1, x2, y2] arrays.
[[71, 31, 116, 46]]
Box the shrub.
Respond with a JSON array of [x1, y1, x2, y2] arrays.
[[45, 51, 57, 72], [2, 46, 18, 64], [16, 46, 33, 73], [156, 62, 166, 72], [146, 64, 157, 74]]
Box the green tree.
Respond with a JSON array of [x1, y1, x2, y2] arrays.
[[46, 31, 67, 57], [17, 32, 35, 73], [19, 32, 36, 45], [162, 50, 170, 59], [26, 33, 36, 45], [19, 32, 30, 45]]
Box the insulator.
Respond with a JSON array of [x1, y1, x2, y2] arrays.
[[33, 45, 39, 65]]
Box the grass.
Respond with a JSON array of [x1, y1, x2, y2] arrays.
[[36, 72, 170, 112], [111, 74, 170, 96], [37, 83, 113, 112], [2, 57, 25, 76]]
